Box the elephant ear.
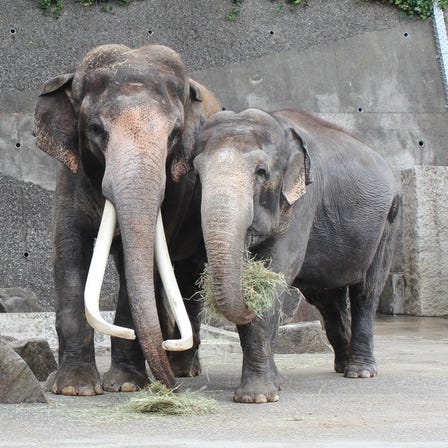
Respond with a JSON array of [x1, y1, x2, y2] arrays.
[[33, 73, 80, 173], [282, 128, 312, 206], [170, 78, 221, 182]]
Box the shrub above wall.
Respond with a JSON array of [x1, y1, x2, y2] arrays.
[[38, 0, 448, 20]]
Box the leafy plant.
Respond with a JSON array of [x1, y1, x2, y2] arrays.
[[227, 0, 242, 20], [374, 0, 447, 19], [226, 0, 446, 20], [39, 0, 137, 16], [39, 0, 63, 15]]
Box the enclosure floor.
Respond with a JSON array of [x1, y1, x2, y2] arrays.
[[1, 315, 448, 448]]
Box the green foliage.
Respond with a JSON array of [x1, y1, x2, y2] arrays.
[[227, 0, 242, 20], [39, 0, 63, 15], [226, 0, 308, 20], [226, 0, 446, 20], [376, 0, 447, 19], [39, 0, 136, 16]]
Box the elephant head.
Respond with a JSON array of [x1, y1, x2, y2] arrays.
[[34, 44, 220, 387], [194, 109, 311, 325]]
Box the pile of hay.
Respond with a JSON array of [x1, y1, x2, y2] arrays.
[[128, 382, 218, 416], [197, 255, 288, 320]]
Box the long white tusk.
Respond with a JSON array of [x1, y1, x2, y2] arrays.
[[155, 213, 194, 352], [84, 199, 136, 340]]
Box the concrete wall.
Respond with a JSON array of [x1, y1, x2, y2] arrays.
[[402, 167, 448, 317], [1, 0, 447, 311]]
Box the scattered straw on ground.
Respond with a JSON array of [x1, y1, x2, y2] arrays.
[[127, 382, 218, 416], [197, 255, 288, 321]]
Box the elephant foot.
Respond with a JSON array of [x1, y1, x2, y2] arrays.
[[234, 371, 282, 404], [334, 355, 349, 374], [168, 350, 202, 378], [344, 361, 377, 378], [234, 380, 280, 404], [102, 364, 150, 392], [51, 363, 103, 396]]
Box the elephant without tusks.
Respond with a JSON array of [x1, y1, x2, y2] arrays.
[[33, 44, 220, 395], [194, 108, 400, 403]]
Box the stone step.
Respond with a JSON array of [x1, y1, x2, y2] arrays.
[[0, 313, 331, 354]]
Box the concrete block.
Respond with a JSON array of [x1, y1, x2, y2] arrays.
[[275, 321, 332, 354], [0, 340, 46, 403], [199, 324, 241, 353], [0, 287, 43, 312], [291, 295, 324, 327], [0, 311, 115, 348], [378, 273, 406, 315], [402, 166, 448, 316], [11, 338, 57, 381]]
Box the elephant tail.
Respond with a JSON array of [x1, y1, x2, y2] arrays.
[[387, 194, 401, 224]]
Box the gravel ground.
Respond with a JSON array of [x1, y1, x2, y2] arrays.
[[1, 315, 448, 447]]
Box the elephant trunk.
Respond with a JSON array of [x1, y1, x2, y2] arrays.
[[102, 129, 176, 388], [198, 154, 256, 325]]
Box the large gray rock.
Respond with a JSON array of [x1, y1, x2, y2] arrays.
[[0, 288, 43, 313], [378, 272, 406, 315], [291, 295, 325, 327], [10, 338, 57, 381], [275, 321, 332, 354], [402, 167, 448, 317], [0, 339, 47, 403]]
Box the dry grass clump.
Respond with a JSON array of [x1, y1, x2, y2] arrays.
[[128, 382, 218, 416], [197, 255, 288, 320]]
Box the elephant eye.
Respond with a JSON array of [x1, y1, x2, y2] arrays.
[[255, 164, 269, 180], [168, 127, 182, 147], [90, 122, 104, 136]]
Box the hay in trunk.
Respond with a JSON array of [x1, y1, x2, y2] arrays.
[[128, 382, 218, 416], [197, 255, 288, 320]]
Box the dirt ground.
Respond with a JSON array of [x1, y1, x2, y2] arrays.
[[1, 315, 447, 448]]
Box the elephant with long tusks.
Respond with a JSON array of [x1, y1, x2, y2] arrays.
[[33, 44, 221, 395]]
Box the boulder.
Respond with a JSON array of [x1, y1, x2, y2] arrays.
[[0, 288, 43, 313], [275, 321, 332, 354], [10, 338, 57, 381], [0, 340, 47, 403], [291, 296, 325, 327]]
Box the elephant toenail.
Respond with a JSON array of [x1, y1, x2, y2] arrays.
[[121, 382, 137, 392], [254, 394, 268, 403], [78, 385, 95, 396]]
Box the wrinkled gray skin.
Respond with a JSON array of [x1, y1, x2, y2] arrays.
[[194, 109, 400, 403], [33, 44, 220, 395]]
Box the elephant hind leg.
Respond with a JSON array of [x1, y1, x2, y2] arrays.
[[304, 286, 351, 373], [103, 248, 150, 392], [346, 223, 397, 379], [162, 257, 203, 378]]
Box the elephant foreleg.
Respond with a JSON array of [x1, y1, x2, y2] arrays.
[[235, 308, 282, 403], [52, 216, 102, 395]]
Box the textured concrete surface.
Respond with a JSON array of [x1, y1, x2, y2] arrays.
[[10, 338, 57, 381], [402, 166, 448, 317], [0, 0, 405, 98], [0, 340, 47, 404], [0, 311, 115, 347], [275, 321, 332, 354], [0, 1, 447, 312], [0, 315, 447, 446]]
